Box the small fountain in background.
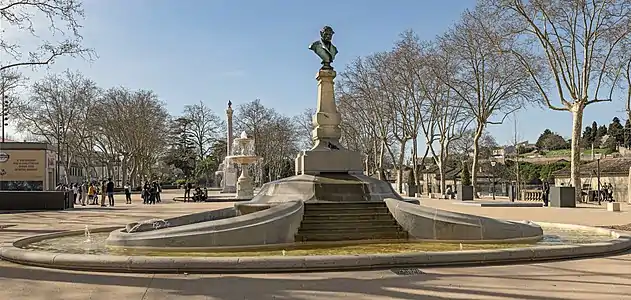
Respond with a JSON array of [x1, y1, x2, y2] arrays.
[[84, 225, 92, 243], [227, 131, 260, 200]]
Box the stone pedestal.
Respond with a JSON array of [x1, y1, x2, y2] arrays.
[[549, 186, 576, 208], [236, 165, 254, 200], [607, 202, 621, 212], [221, 163, 237, 193], [295, 69, 363, 175], [457, 185, 473, 201]]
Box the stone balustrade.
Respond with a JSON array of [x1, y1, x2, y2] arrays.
[[521, 189, 542, 201]]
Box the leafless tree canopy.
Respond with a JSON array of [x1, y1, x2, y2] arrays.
[[483, 0, 631, 198], [0, 0, 94, 71]]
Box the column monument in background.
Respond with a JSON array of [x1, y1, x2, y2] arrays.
[[221, 100, 237, 193]]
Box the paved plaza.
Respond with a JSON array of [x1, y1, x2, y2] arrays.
[[0, 192, 630, 300]]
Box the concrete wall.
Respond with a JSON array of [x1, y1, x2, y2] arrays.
[[0, 191, 73, 210], [107, 201, 305, 248]]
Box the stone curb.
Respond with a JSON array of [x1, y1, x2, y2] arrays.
[[0, 223, 630, 274]]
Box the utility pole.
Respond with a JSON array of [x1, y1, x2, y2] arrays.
[[513, 114, 520, 200], [1, 77, 7, 143]]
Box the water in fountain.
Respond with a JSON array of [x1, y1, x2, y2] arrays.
[[22, 223, 617, 256], [84, 225, 92, 243]]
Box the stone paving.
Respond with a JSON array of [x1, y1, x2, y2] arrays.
[[0, 193, 630, 299]]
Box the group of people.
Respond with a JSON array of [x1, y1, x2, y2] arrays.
[[183, 182, 208, 202], [141, 181, 162, 204], [56, 179, 138, 207]]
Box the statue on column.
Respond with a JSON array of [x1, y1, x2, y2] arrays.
[[309, 26, 338, 70]]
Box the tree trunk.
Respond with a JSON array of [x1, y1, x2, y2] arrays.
[[471, 122, 485, 198], [439, 138, 449, 195], [378, 139, 386, 180], [570, 102, 585, 202], [411, 137, 420, 196], [396, 140, 407, 193]]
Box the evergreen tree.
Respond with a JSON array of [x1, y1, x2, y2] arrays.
[[461, 163, 472, 186], [581, 126, 594, 148], [535, 129, 553, 149], [596, 125, 608, 140], [591, 121, 598, 142], [608, 117, 624, 145]]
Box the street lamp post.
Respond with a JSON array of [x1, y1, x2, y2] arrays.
[[490, 160, 497, 200]]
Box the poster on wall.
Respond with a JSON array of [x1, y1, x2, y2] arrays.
[[0, 150, 45, 191]]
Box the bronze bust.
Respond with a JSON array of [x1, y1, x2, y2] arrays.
[[309, 26, 338, 70]]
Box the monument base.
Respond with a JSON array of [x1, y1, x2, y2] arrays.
[[236, 175, 254, 200], [238, 173, 402, 208], [220, 169, 237, 193], [295, 148, 363, 175]]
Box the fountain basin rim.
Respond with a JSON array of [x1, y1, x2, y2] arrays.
[[1, 223, 630, 274]]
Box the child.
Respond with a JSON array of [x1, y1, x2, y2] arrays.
[[87, 184, 96, 205]]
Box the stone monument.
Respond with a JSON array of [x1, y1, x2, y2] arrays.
[[295, 25, 363, 175], [221, 100, 237, 193], [237, 26, 401, 206]]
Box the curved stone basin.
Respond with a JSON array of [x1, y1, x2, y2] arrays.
[[385, 199, 543, 242], [106, 201, 304, 248]]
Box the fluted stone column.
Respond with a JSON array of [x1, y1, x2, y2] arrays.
[[221, 103, 237, 193], [295, 69, 363, 175]]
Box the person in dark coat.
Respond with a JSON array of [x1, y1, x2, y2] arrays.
[[542, 181, 550, 207]]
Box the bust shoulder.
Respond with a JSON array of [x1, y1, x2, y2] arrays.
[[309, 40, 322, 50]]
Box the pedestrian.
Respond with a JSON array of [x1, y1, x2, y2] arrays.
[[72, 183, 79, 204], [155, 181, 162, 203], [542, 181, 550, 207], [100, 180, 107, 207], [184, 181, 192, 202], [78, 182, 85, 206], [107, 178, 115, 207], [149, 182, 157, 204], [124, 182, 132, 204]]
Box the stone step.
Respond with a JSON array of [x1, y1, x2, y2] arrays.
[[298, 225, 404, 234], [303, 206, 390, 214], [301, 213, 395, 221], [295, 231, 408, 242], [304, 202, 388, 209], [299, 219, 400, 229]]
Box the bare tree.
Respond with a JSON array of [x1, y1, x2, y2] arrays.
[[487, 0, 631, 200], [14, 70, 98, 183], [181, 101, 224, 160], [235, 99, 299, 183], [92, 88, 169, 185], [0, 0, 93, 71], [339, 55, 397, 180], [432, 6, 536, 197], [292, 107, 315, 150]]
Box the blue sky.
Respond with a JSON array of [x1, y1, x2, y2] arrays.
[[11, 0, 628, 145]]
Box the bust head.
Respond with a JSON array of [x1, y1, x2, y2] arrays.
[[320, 26, 334, 43]]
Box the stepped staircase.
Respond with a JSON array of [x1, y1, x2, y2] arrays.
[[295, 201, 409, 242]]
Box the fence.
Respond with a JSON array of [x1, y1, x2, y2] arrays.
[[521, 189, 543, 201]]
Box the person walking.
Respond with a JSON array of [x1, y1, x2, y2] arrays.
[[78, 182, 86, 206], [72, 183, 79, 204], [106, 178, 115, 207], [542, 181, 550, 207], [184, 181, 192, 202], [155, 181, 162, 203], [124, 182, 132, 204], [100, 180, 107, 207]]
